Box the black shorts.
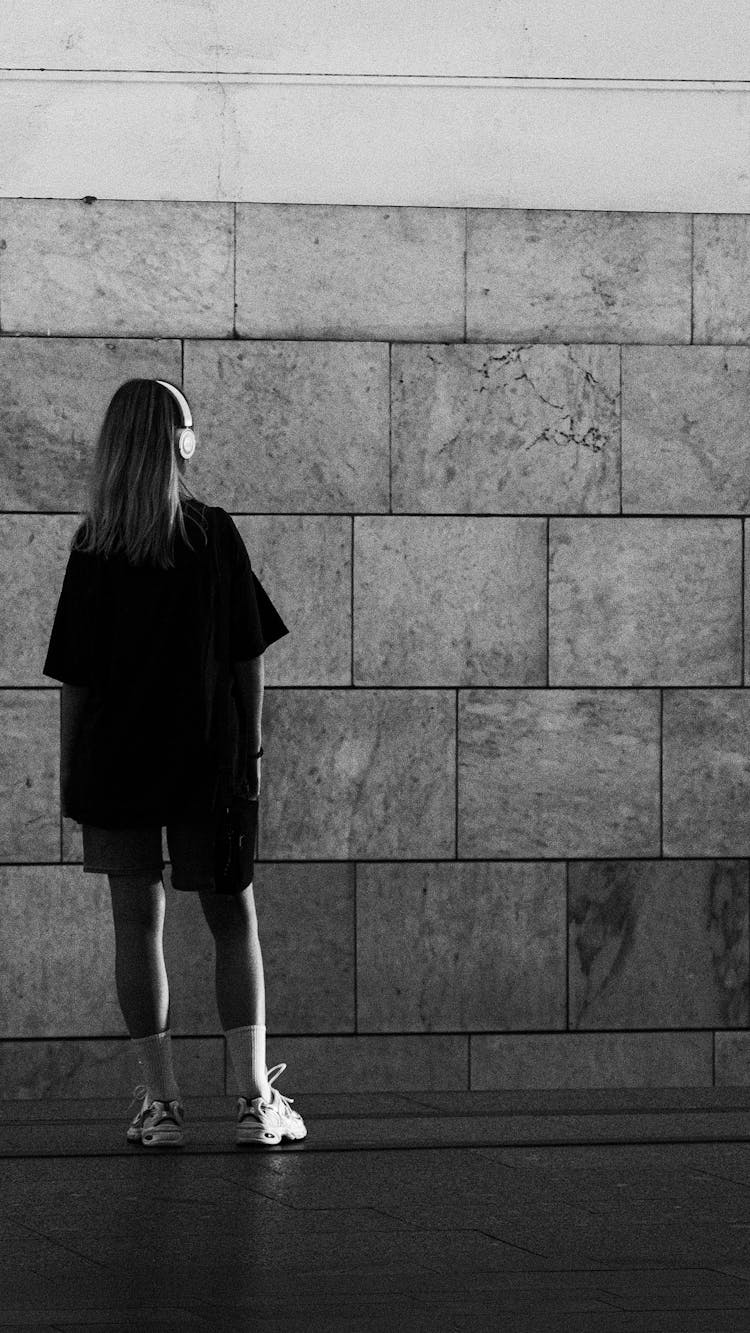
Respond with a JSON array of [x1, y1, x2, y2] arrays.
[[81, 820, 226, 892]]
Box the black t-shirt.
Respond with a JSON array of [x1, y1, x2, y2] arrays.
[[42, 498, 289, 828]]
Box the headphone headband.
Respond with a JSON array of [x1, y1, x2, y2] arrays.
[[156, 380, 196, 460], [156, 380, 193, 428]]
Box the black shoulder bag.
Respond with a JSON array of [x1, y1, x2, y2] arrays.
[[207, 513, 260, 895]]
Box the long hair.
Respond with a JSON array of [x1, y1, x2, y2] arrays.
[[71, 379, 207, 569]]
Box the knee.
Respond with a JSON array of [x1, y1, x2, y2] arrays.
[[109, 873, 164, 932]]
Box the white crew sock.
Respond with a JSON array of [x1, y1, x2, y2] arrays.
[[131, 1028, 181, 1104], [225, 1024, 272, 1102]]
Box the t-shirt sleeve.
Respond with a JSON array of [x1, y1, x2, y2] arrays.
[[42, 547, 94, 686], [225, 514, 289, 660]]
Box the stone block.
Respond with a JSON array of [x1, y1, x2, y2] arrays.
[[471, 1032, 712, 1089], [458, 688, 660, 858], [663, 690, 750, 856], [391, 342, 620, 513], [0, 337, 181, 511], [257, 1035, 468, 1093], [549, 517, 742, 685], [746, 519, 750, 686], [715, 1033, 750, 1087], [0, 1038, 223, 1099], [356, 862, 566, 1032], [236, 203, 464, 339], [184, 340, 389, 512], [164, 861, 355, 1035], [63, 815, 85, 863], [353, 516, 546, 685], [0, 515, 82, 686], [0, 199, 234, 336], [569, 860, 748, 1029], [467, 210, 691, 343], [260, 689, 455, 858], [622, 345, 750, 513], [233, 515, 351, 685], [0, 867, 122, 1036], [1, 692, 59, 862], [694, 215, 750, 344], [254, 862, 355, 1033]]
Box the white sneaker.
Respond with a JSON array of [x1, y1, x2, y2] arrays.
[[235, 1063, 307, 1146], [126, 1084, 185, 1147]]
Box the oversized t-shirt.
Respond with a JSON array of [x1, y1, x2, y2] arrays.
[[42, 498, 289, 828]]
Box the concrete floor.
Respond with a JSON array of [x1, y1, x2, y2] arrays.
[[2, 1087, 750, 1331]]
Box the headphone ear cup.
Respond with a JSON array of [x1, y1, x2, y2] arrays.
[[178, 427, 196, 460]]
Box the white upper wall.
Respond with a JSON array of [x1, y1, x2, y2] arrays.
[[2, 0, 750, 208], [4, 0, 750, 78]]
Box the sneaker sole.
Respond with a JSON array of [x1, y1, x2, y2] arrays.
[[142, 1127, 184, 1147], [127, 1120, 184, 1147], [236, 1122, 307, 1147], [127, 1129, 184, 1147]]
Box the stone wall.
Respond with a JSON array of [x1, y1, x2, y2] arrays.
[[2, 199, 750, 1097]]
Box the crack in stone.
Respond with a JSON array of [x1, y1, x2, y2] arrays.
[[566, 348, 621, 406], [429, 344, 614, 459], [526, 420, 607, 454], [470, 347, 569, 415]]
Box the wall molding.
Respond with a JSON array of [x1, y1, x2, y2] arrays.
[[3, 72, 750, 91], [2, 77, 749, 210]]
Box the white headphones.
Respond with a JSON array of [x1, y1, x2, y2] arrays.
[[157, 380, 196, 460]]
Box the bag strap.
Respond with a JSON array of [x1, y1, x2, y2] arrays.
[[207, 508, 248, 805]]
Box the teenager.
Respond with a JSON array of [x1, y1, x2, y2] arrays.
[[42, 378, 306, 1149]]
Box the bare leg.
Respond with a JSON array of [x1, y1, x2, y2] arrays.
[[198, 884, 266, 1029], [108, 873, 170, 1037]]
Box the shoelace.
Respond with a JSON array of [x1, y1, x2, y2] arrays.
[[262, 1062, 297, 1118], [127, 1083, 149, 1116]]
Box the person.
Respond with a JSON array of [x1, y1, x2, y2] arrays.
[[42, 378, 307, 1150]]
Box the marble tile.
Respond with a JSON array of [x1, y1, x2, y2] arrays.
[[255, 1034, 468, 1092], [260, 689, 455, 858], [467, 209, 691, 343], [353, 516, 546, 685], [0, 1037, 223, 1099], [160, 876, 216, 1035], [694, 215, 750, 344], [746, 520, 750, 688], [0, 337, 181, 511], [622, 345, 750, 513], [0, 199, 234, 336], [184, 339, 389, 513], [356, 862, 566, 1031], [164, 861, 355, 1035], [62, 815, 87, 863], [458, 688, 660, 858], [255, 862, 355, 1032], [1, 515, 82, 686], [549, 517, 742, 685], [471, 1031, 712, 1089], [663, 690, 750, 856], [236, 203, 464, 340], [715, 1032, 750, 1086], [391, 342, 620, 513], [232, 515, 352, 685], [0, 867, 123, 1037], [1, 691, 59, 861], [569, 860, 749, 1029]]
